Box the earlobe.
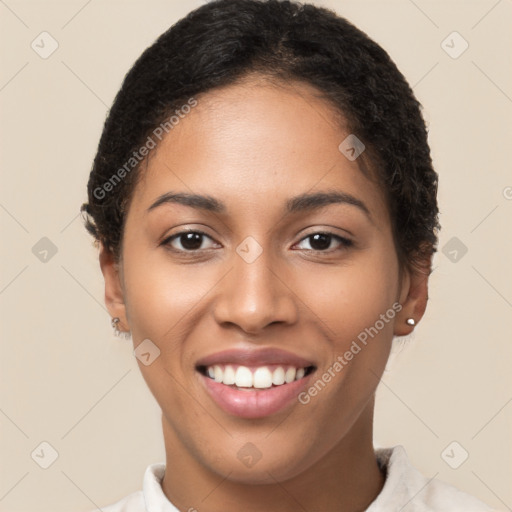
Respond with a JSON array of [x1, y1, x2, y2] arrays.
[[394, 258, 432, 337], [99, 242, 129, 332]]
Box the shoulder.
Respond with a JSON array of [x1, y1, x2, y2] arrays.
[[367, 445, 494, 512]]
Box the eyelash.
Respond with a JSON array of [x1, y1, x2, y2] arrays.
[[161, 230, 353, 255]]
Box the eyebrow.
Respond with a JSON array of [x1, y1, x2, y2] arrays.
[[147, 192, 225, 213], [287, 191, 371, 218], [146, 190, 372, 220]]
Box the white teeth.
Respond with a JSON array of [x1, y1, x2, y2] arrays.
[[253, 367, 273, 389], [223, 365, 236, 385], [285, 367, 296, 383], [272, 367, 285, 385], [213, 365, 223, 383], [235, 366, 253, 387], [205, 364, 310, 388]]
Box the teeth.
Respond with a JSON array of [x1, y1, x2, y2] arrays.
[[204, 364, 309, 388], [223, 365, 236, 385], [272, 367, 285, 385], [253, 367, 273, 389], [213, 365, 223, 383], [285, 367, 296, 383], [235, 366, 253, 387]]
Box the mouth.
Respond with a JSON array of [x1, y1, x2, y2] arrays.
[[194, 348, 317, 418], [197, 363, 316, 389]]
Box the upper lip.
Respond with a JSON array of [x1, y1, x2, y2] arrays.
[[195, 347, 316, 369]]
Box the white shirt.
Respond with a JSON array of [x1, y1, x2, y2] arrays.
[[91, 445, 494, 511]]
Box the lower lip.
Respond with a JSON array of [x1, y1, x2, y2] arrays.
[[199, 372, 313, 419]]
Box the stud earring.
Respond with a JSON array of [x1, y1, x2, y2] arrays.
[[111, 317, 121, 336], [406, 318, 416, 326], [111, 317, 131, 340]]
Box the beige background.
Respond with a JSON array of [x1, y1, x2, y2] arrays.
[[1, 0, 511, 511]]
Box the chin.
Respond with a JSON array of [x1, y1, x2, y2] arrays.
[[200, 445, 313, 484]]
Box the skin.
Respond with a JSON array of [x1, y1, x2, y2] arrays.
[[99, 77, 430, 512]]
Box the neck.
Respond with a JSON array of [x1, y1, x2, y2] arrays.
[[161, 398, 385, 512]]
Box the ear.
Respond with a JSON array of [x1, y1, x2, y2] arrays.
[[99, 242, 129, 333], [394, 256, 432, 337]]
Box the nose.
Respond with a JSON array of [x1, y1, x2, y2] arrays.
[[212, 248, 299, 334]]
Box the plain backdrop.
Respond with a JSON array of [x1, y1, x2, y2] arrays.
[[1, 1, 511, 511]]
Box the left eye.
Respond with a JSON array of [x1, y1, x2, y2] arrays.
[[294, 232, 353, 252], [163, 231, 218, 252]]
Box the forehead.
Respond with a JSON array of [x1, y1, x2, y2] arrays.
[[128, 79, 388, 224]]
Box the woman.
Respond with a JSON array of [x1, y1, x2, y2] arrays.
[[81, 0, 494, 510]]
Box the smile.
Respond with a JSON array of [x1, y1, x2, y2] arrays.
[[196, 364, 316, 419], [194, 348, 317, 418], [198, 364, 315, 389]]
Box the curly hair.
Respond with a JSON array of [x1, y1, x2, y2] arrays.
[[81, 0, 440, 275]]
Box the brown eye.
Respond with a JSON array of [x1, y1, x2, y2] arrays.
[[309, 233, 331, 251], [163, 231, 218, 252], [295, 232, 353, 252]]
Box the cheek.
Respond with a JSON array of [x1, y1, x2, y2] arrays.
[[294, 247, 399, 343], [292, 240, 399, 412], [292, 255, 398, 444], [121, 247, 226, 405], [122, 248, 212, 341], [121, 249, 213, 413]]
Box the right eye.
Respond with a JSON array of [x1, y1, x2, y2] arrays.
[[162, 230, 220, 252]]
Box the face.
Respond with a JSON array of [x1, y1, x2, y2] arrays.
[[102, 78, 422, 483]]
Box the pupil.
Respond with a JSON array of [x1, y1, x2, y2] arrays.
[[310, 233, 331, 250], [181, 233, 202, 250]]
